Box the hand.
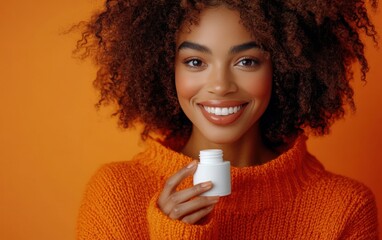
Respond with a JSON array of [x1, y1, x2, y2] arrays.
[[157, 160, 220, 224]]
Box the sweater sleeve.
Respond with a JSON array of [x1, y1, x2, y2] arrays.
[[147, 193, 218, 240], [340, 187, 379, 240], [77, 164, 149, 240]]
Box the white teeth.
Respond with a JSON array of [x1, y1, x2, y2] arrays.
[[203, 105, 243, 116]]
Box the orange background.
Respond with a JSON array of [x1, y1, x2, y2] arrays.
[[0, 0, 380, 239]]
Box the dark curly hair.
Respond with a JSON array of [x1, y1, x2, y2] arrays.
[[75, 0, 378, 148]]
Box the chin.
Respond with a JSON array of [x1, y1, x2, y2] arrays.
[[201, 130, 244, 145]]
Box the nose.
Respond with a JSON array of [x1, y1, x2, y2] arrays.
[[206, 67, 238, 96]]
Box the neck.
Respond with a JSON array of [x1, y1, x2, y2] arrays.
[[181, 124, 278, 167]]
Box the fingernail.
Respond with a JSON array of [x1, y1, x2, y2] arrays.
[[186, 160, 197, 169], [201, 182, 212, 188], [210, 197, 220, 204], [207, 205, 215, 211]]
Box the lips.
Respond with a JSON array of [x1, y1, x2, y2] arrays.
[[198, 100, 248, 125]]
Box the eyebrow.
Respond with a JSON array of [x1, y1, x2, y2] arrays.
[[177, 41, 260, 54], [178, 41, 212, 54], [230, 42, 260, 54]]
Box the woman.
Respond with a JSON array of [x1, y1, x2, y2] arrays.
[[76, 0, 379, 239]]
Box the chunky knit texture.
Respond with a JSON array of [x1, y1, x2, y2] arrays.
[[77, 137, 379, 239]]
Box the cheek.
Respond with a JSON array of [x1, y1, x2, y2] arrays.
[[241, 72, 273, 99], [175, 68, 202, 101]]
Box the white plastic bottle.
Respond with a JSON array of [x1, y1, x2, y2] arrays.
[[193, 149, 231, 196]]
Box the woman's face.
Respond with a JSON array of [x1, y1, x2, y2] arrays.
[[175, 6, 273, 144]]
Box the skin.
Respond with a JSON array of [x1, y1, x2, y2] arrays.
[[158, 6, 278, 225]]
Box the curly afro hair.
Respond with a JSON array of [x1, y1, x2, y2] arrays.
[[75, 0, 378, 148]]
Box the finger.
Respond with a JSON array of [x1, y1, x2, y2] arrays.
[[158, 160, 198, 210], [162, 160, 198, 196], [181, 204, 217, 225], [160, 181, 213, 215], [168, 196, 219, 220], [167, 181, 213, 206]]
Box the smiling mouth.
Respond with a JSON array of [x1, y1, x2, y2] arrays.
[[202, 105, 244, 116], [198, 102, 248, 125]]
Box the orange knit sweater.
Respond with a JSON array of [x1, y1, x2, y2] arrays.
[[77, 137, 379, 239]]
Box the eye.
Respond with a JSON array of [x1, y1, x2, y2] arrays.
[[184, 58, 206, 68], [236, 58, 260, 67]]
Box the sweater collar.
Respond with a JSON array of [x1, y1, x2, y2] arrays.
[[141, 135, 325, 206]]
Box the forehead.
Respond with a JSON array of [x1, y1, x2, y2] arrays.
[[176, 6, 254, 46]]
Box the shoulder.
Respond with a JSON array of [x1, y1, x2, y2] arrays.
[[77, 155, 158, 238], [301, 152, 375, 204], [87, 157, 156, 193], [318, 171, 374, 200], [85, 140, 175, 197], [314, 172, 379, 238], [307, 169, 377, 214], [79, 157, 160, 218]]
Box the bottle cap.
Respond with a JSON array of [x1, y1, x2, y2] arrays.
[[199, 149, 223, 164]]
